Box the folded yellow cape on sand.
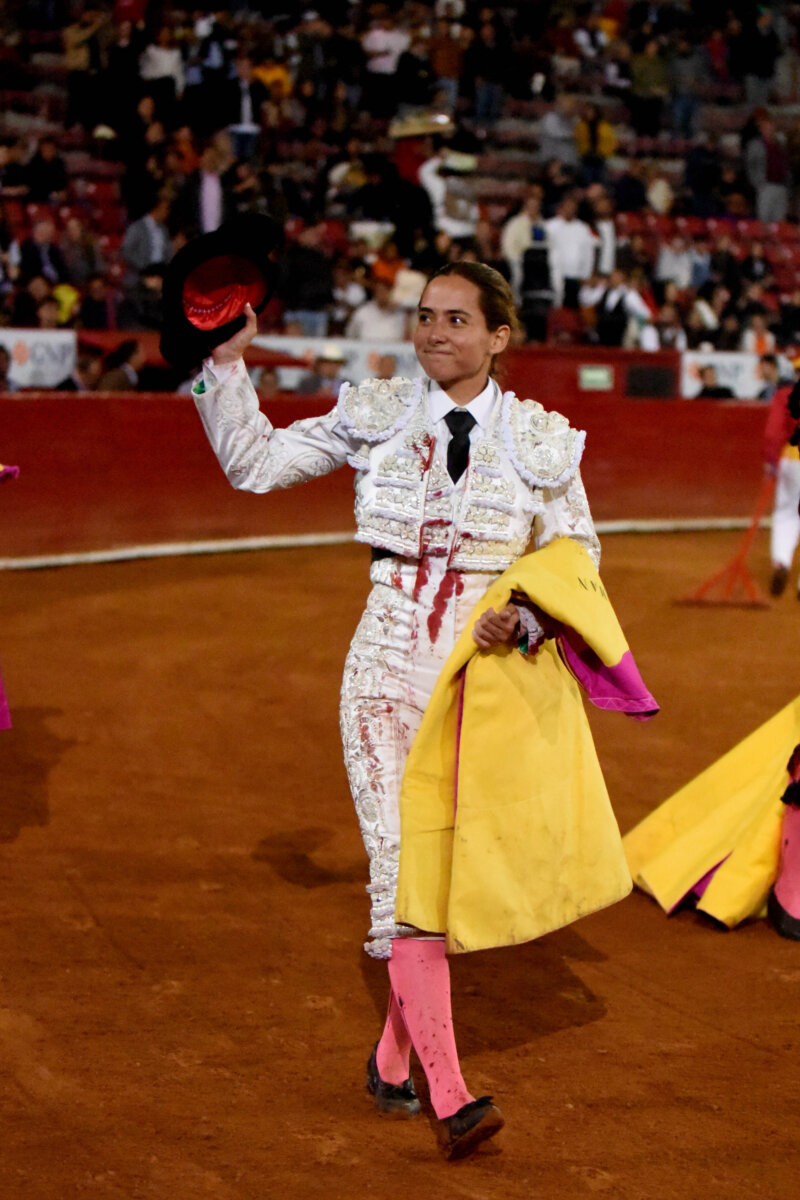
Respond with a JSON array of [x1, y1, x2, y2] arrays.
[[624, 694, 800, 926], [395, 537, 643, 953]]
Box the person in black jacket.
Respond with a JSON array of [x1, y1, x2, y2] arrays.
[[279, 224, 335, 337], [222, 56, 269, 160], [18, 219, 68, 286], [23, 138, 69, 204]]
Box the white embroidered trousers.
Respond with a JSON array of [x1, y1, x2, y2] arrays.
[[340, 555, 494, 958], [770, 457, 800, 571]]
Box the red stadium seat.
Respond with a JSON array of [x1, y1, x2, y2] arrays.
[[736, 218, 767, 240]]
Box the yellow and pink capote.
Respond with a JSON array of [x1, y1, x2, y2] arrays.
[[624, 694, 800, 927], [396, 536, 658, 954]]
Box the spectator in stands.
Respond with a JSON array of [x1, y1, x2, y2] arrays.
[[0, 345, 18, 393], [715, 313, 744, 352], [280, 224, 336, 338], [689, 237, 712, 291], [54, 346, 104, 391], [737, 281, 770, 323], [537, 94, 579, 170], [428, 16, 463, 112], [172, 146, 234, 239], [613, 159, 648, 213], [10, 275, 52, 327], [545, 193, 596, 308], [24, 138, 69, 205], [779, 287, 800, 346], [741, 313, 777, 356], [668, 34, 703, 138], [573, 10, 610, 61], [630, 38, 669, 138], [224, 55, 268, 161], [617, 231, 654, 280], [463, 20, 506, 129], [118, 263, 165, 331], [500, 185, 548, 304], [98, 339, 145, 390], [361, 9, 411, 121], [745, 113, 791, 223], [139, 25, 185, 130], [18, 219, 68, 287], [582, 267, 653, 347], [230, 161, 269, 217], [418, 144, 479, 242], [590, 191, 617, 275], [575, 102, 617, 185], [709, 234, 742, 297], [704, 27, 730, 85], [745, 7, 782, 107], [740, 241, 772, 288], [0, 139, 28, 198], [684, 133, 723, 217], [0, 204, 21, 295], [345, 278, 409, 341], [603, 39, 633, 109], [78, 274, 119, 331], [60, 215, 105, 289], [652, 303, 688, 351], [694, 365, 735, 399], [645, 164, 674, 215], [122, 194, 172, 290], [36, 296, 61, 329], [756, 354, 783, 402], [395, 36, 436, 112], [122, 114, 169, 220], [690, 284, 734, 342], [103, 17, 148, 142], [330, 257, 368, 335], [63, 7, 109, 131], [654, 234, 692, 295], [296, 344, 351, 396]]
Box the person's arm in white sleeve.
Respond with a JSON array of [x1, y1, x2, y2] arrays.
[[534, 468, 601, 567], [192, 306, 353, 492]]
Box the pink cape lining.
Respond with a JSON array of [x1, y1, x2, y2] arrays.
[[557, 634, 660, 720]]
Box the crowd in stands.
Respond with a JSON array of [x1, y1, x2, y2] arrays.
[[4, 1, 800, 391]]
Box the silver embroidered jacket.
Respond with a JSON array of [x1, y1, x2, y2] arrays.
[[193, 361, 600, 571]]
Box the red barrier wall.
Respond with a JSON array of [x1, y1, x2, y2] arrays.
[[1, 382, 768, 559]]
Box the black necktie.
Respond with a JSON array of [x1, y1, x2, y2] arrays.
[[444, 409, 476, 483]]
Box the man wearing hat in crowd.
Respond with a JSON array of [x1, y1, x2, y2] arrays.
[[296, 343, 351, 395]]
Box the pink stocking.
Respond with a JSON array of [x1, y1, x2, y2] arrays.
[[387, 938, 474, 1119], [774, 804, 800, 919], [375, 987, 413, 1085]]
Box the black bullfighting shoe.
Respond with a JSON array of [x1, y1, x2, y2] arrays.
[[366, 1046, 421, 1117], [436, 1096, 505, 1160]]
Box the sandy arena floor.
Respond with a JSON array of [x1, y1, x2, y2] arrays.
[[1, 531, 799, 1199]]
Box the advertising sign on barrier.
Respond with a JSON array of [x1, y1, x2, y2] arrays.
[[680, 350, 793, 400], [0, 330, 76, 389]]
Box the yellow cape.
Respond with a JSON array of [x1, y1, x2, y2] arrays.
[[624, 695, 800, 926], [395, 537, 639, 954]]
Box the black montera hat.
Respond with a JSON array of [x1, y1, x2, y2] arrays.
[[160, 213, 283, 369]]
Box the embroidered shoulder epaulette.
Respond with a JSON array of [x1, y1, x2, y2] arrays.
[[500, 393, 586, 488], [337, 376, 423, 443]]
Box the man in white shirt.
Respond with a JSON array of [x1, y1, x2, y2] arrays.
[[580, 267, 653, 346], [361, 13, 411, 118], [418, 147, 479, 241], [545, 195, 597, 308], [500, 186, 549, 304], [346, 279, 409, 341]]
